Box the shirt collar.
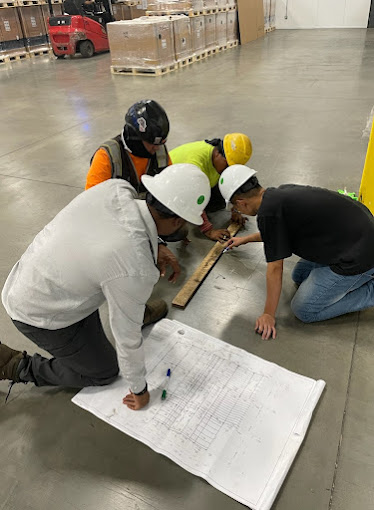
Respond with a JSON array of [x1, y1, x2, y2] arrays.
[[136, 200, 158, 263]]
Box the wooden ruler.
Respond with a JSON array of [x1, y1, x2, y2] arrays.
[[172, 223, 241, 309]]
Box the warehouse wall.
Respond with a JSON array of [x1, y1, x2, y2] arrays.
[[275, 0, 372, 29]]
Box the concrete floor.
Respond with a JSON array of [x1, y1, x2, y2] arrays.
[[1, 28, 374, 510]]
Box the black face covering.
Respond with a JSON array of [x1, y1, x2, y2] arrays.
[[123, 125, 154, 159]]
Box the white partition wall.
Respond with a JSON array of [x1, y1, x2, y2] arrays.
[[275, 0, 372, 29]]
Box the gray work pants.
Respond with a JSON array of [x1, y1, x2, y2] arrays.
[[12, 311, 119, 387]]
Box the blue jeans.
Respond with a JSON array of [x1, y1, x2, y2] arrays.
[[291, 259, 374, 323]]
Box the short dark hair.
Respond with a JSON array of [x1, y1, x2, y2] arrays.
[[231, 176, 261, 201], [146, 192, 178, 219]]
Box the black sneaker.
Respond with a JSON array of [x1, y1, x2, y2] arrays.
[[0, 342, 27, 382], [143, 299, 168, 328]]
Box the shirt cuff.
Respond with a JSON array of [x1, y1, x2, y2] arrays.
[[199, 211, 213, 233]]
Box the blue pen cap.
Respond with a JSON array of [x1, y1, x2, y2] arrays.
[[167, 368, 171, 377]]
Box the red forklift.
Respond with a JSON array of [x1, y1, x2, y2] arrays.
[[46, 0, 114, 58]]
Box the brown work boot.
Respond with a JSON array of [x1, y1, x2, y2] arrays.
[[0, 342, 27, 382], [143, 299, 168, 328]]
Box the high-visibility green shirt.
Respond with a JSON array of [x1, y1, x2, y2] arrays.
[[169, 141, 219, 188]]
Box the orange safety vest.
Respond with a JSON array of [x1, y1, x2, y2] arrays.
[[86, 135, 170, 192]]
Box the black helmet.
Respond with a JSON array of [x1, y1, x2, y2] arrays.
[[125, 99, 169, 145]]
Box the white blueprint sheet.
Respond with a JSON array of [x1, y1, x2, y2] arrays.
[[72, 319, 325, 510]]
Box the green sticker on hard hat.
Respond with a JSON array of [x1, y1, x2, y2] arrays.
[[197, 195, 205, 205], [220, 178, 224, 184]]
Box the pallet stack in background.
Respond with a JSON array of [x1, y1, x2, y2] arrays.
[[111, 0, 148, 21], [0, 0, 61, 64], [263, 0, 275, 32], [108, 0, 239, 76], [0, 0, 26, 62]]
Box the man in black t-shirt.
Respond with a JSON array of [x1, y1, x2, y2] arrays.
[[218, 165, 374, 340]]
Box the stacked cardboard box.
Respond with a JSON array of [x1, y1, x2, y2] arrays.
[[263, 0, 269, 31], [17, 5, 49, 53], [41, 3, 64, 32], [269, 0, 275, 29], [112, 3, 147, 20], [112, 0, 148, 20], [190, 0, 203, 11], [0, 7, 26, 59], [226, 8, 237, 42], [216, 0, 227, 9], [204, 12, 215, 49], [203, 0, 216, 10], [108, 17, 175, 69], [169, 14, 193, 62], [190, 15, 205, 55], [215, 11, 226, 46], [264, 0, 275, 31], [147, 0, 191, 13], [108, 2, 239, 73]]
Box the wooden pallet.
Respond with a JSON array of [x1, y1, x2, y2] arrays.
[[226, 5, 236, 10], [29, 47, 53, 57], [0, 0, 18, 7], [217, 43, 227, 51], [265, 26, 276, 33], [146, 9, 189, 15], [17, 0, 41, 5], [0, 52, 29, 63], [207, 47, 219, 56], [172, 222, 241, 309], [188, 9, 204, 16], [178, 55, 194, 68], [227, 39, 239, 48], [111, 62, 178, 77], [193, 50, 208, 62], [203, 8, 218, 14], [145, 9, 204, 16]]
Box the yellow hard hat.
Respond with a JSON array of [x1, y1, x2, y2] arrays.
[[223, 133, 252, 166]]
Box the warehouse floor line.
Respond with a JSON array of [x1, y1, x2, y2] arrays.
[[0, 29, 374, 510]]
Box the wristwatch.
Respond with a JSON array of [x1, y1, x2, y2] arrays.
[[157, 236, 168, 247], [134, 383, 148, 396]]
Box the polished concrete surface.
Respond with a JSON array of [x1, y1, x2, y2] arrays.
[[1, 29, 374, 510]]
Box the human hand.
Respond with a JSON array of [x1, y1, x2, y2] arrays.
[[157, 244, 181, 283], [123, 390, 150, 410], [255, 314, 276, 340], [205, 228, 231, 243], [231, 211, 247, 226], [223, 237, 246, 251]]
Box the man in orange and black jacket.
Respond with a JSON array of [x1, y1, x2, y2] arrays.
[[86, 99, 171, 193]]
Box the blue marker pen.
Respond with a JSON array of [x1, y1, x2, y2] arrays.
[[222, 236, 237, 254], [161, 368, 171, 400]]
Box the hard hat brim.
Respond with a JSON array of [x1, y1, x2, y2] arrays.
[[141, 175, 204, 226]]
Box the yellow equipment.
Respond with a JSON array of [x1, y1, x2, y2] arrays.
[[359, 118, 374, 214]]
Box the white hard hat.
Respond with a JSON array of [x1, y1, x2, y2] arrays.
[[142, 164, 211, 225], [218, 165, 257, 203]]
